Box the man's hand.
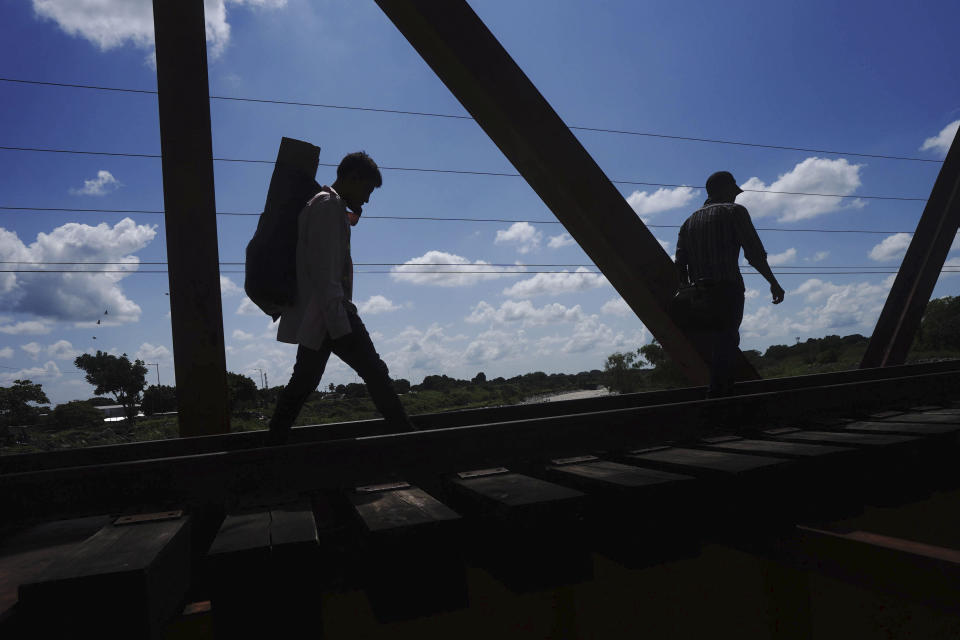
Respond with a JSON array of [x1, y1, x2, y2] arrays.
[[770, 282, 785, 304]]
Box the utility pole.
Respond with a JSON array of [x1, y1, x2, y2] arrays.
[[253, 368, 265, 390]]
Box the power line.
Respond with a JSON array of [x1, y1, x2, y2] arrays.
[[0, 146, 929, 202], [0, 76, 944, 164], [1, 268, 956, 275], [0, 261, 925, 269], [0, 206, 927, 234]]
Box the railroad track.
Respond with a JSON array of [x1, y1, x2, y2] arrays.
[[1, 362, 959, 638], [3, 360, 959, 477]]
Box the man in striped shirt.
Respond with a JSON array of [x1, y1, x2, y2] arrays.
[[675, 171, 785, 397]]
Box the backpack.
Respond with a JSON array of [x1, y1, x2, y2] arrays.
[[244, 137, 321, 320]]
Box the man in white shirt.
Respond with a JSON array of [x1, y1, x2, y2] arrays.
[[268, 151, 415, 444]]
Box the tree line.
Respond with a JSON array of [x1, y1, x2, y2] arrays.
[[601, 295, 960, 394], [3, 295, 959, 435]]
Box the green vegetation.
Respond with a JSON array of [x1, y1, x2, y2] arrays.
[[74, 351, 148, 424], [3, 296, 960, 454], [51, 400, 105, 430], [141, 385, 177, 416], [0, 379, 50, 428]]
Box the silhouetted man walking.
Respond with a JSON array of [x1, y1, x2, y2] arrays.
[[675, 171, 785, 397], [268, 151, 414, 444]]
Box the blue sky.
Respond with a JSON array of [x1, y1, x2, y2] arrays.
[[1, 0, 958, 405]]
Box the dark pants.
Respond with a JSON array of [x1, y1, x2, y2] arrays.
[[268, 310, 412, 444], [692, 283, 745, 397]]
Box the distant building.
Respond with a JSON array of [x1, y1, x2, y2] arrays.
[[94, 405, 144, 421]]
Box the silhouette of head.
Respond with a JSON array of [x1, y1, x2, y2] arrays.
[[334, 151, 382, 223], [705, 171, 744, 202]]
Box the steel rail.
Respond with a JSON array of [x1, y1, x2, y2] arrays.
[[2, 359, 958, 476], [2, 367, 958, 527]]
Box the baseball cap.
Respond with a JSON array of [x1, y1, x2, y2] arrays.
[[705, 171, 744, 197]]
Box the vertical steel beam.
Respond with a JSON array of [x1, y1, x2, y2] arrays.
[[374, 0, 757, 384], [152, 0, 230, 436], [861, 126, 960, 368]]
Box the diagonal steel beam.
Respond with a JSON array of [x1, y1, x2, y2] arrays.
[[152, 0, 230, 435], [373, 1, 758, 384], [861, 125, 960, 368]]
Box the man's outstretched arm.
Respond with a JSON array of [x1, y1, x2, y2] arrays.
[[734, 206, 785, 304]]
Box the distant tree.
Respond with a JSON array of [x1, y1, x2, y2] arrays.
[[226, 372, 258, 414], [638, 342, 666, 368], [0, 379, 50, 426], [74, 352, 148, 424], [743, 349, 764, 369], [142, 385, 177, 416], [914, 296, 960, 352], [419, 374, 460, 391], [343, 382, 368, 398], [604, 351, 640, 394], [471, 372, 487, 384], [637, 341, 688, 388], [393, 378, 411, 394], [86, 396, 115, 407], [328, 383, 335, 393], [52, 400, 104, 430], [335, 384, 346, 394]]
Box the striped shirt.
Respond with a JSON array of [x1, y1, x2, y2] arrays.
[[675, 199, 767, 290]]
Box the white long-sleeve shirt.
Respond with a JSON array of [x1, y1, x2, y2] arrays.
[[276, 187, 355, 349]]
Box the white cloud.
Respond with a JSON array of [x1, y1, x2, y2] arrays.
[[47, 339, 78, 360], [741, 276, 894, 339], [0, 320, 54, 335], [536, 315, 642, 355], [502, 267, 608, 298], [391, 251, 525, 287], [69, 170, 121, 196], [21, 342, 43, 360], [463, 328, 528, 365], [548, 233, 575, 249], [383, 323, 466, 375], [31, 0, 287, 61], [357, 295, 401, 315], [920, 120, 960, 157], [465, 300, 587, 327], [135, 342, 171, 362], [220, 276, 242, 296], [744, 288, 761, 300], [767, 247, 797, 266], [232, 329, 255, 341], [495, 222, 543, 254], [737, 157, 865, 222], [600, 297, 631, 317], [0, 218, 155, 324], [809, 251, 829, 263], [869, 233, 911, 262], [627, 186, 698, 220], [236, 296, 263, 316], [0, 360, 61, 385], [0, 347, 12, 358]]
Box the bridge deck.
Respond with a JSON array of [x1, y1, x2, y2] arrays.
[[1, 363, 959, 638]]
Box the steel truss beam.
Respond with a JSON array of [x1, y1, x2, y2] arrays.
[[373, 1, 761, 384], [862, 126, 960, 368], [152, 0, 230, 436]]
